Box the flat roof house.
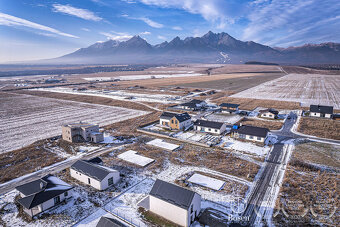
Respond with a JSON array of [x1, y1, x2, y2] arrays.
[[70, 160, 120, 190], [194, 119, 226, 134], [96, 216, 126, 227], [148, 179, 201, 227], [15, 175, 73, 217], [309, 105, 333, 118], [219, 103, 240, 114], [259, 108, 279, 119], [160, 112, 192, 130], [62, 122, 104, 143], [232, 125, 269, 143]]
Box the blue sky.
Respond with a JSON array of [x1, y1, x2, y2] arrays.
[[1, 0, 340, 63]]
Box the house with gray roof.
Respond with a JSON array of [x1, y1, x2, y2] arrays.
[[231, 125, 269, 143], [147, 179, 201, 227], [159, 112, 192, 130], [219, 103, 239, 114], [309, 105, 333, 118], [15, 175, 73, 217], [177, 99, 207, 111], [70, 160, 120, 190], [194, 119, 226, 134]]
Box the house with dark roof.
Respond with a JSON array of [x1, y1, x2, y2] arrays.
[[177, 99, 207, 111], [159, 112, 192, 130], [219, 103, 239, 114], [309, 105, 333, 118], [148, 179, 201, 227], [96, 216, 126, 227], [70, 160, 120, 190], [259, 108, 279, 119], [231, 125, 269, 143], [194, 119, 226, 134], [15, 175, 73, 217]]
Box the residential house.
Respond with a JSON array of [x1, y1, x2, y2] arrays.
[[70, 160, 120, 190], [96, 216, 126, 227], [309, 105, 333, 118], [219, 103, 240, 114], [159, 112, 192, 130], [232, 125, 269, 143], [148, 179, 201, 227], [62, 122, 104, 143], [194, 119, 226, 134], [178, 99, 207, 111], [259, 108, 279, 119], [15, 175, 73, 217]]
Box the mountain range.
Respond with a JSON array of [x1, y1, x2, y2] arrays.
[[55, 31, 340, 64]]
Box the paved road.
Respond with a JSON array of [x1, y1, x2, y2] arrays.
[[242, 112, 340, 226], [0, 144, 126, 195]]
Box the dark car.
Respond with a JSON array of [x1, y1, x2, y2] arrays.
[[287, 116, 291, 119]]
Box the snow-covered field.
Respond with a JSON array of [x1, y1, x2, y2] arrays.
[[84, 73, 203, 82], [221, 137, 270, 157], [0, 93, 148, 153], [33, 87, 180, 104], [117, 150, 155, 167], [146, 138, 180, 151], [231, 73, 340, 109], [188, 173, 226, 191]]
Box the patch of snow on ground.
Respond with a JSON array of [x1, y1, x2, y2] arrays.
[[146, 139, 180, 151], [221, 137, 270, 157], [117, 150, 154, 167], [188, 173, 226, 191]]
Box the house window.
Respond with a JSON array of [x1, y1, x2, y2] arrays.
[[208, 128, 211, 131], [171, 120, 174, 124], [88, 178, 91, 184], [54, 196, 60, 205], [249, 136, 254, 139], [108, 177, 113, 185], [257, 137, 261, 141], [215, 129, 218, 132], [64, 191, 68, 197]]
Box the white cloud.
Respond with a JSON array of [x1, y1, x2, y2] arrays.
[[139, 17, 163, 28], [157, 35, 167, 40], [122, 14, 163, 28], [242, 0, 340, 46], [140, 31, 151, 35], [0, 12, 78, 38], [172, 26, 182, 31], [52, 4, 102, 21], [100, 32, 132, 41], [81, 28, 90, 32], [137, 0, 244, 29]]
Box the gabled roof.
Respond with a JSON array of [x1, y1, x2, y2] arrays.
[[259, 108, 279, 115], [219, 103, 239, 108], [194, 119, 224, 129], [173, 112, 191, 122], [16, 175, 73, 209], [87, 157, 103, 164], [235, 125, 269, 138], [310, 105, 333, 114], [96, 216, 126, 227], [150, 179, 197, 209], [188, 99, 205, 104], [71, 160, 117, 181], [160, 112, 178, 120], [180, 102, 197, 108]]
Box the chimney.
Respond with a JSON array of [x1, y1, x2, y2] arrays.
[[240, 123, 243, 127], [40, 182, 44, 189]]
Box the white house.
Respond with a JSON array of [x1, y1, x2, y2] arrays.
[[148, 179, 201, 227], [259, 108, 279, 119], [194, 119, 226, 134], [159, 112, 192, 130], [70, 160, 120, 190], [15, 175, 73, 217], [309, 105, 333, 118], [232, 125, 269, 143]]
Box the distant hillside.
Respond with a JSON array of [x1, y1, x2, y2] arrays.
[[50, 31, 340, 65]]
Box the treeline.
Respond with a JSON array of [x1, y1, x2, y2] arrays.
[[244, 61, 279, 65], [0, 65, 154, 77]]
